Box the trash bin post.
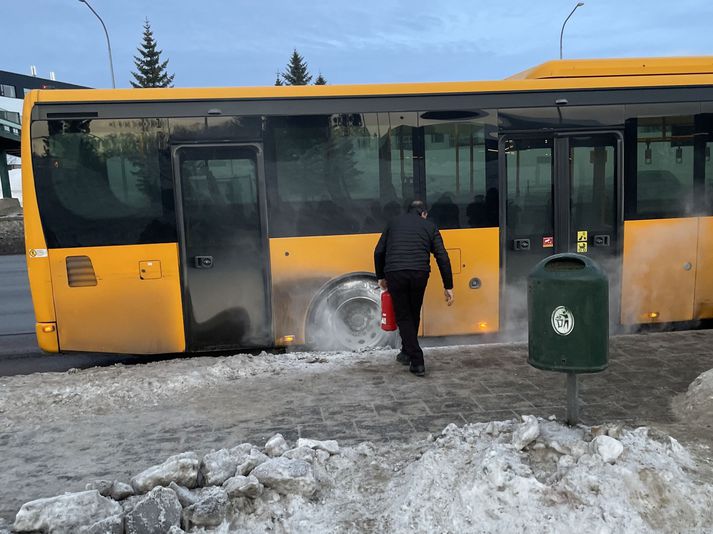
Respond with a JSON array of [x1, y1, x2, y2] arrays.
[[566, 372, 578, 425]]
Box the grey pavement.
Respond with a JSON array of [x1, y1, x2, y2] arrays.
[[1, 329, 712, 521], [0, 254, 33, 335], [0, 332, 181, 375]]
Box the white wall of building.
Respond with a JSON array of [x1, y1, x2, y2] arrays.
[[1, 97, 24, 205], [0, 95, 23, 114]]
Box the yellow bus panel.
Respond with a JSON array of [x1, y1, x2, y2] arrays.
[[621, 218, 698, 324], [48, 244, 185, 354], [694, 217, 713, 318], [21, 91, 57, 326], [423, 228, 500, 336], [30, 58, 713, 107], [270, 229, 500, 344], [269, 234, 380, 344]]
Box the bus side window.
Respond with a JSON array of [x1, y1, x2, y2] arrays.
[[626, 115, 695, 219], [265, 113, 415, 238], [422, 114, 498, 230]]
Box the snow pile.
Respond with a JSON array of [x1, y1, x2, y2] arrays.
[[0, 349, 389, 427], [11, 418, 713, 533], [374, 419, 711, 533], [673, 368, 713, 426]]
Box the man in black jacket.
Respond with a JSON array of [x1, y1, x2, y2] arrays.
[[374, 200, 454, 377]]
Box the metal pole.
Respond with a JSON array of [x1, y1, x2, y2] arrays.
[[78, 0, 116, 88], [560, 2, 584, 60], [566, 372, 579, 425], [0, 151, 11, 199]]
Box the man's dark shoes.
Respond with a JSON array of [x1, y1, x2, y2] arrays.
[[409, 363, 426, 377], [396, 351, 410, 365]]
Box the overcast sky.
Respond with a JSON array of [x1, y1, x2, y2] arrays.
[[4, 0, 713, 89]]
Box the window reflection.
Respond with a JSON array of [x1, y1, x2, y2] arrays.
[[422, 114, 497, 229], [31, 118, 176, 248], [505, 139, 553, 236], [265, 113, 415, 237], [632, 116, 695, 218]]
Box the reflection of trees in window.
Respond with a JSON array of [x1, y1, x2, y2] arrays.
[[327, 114, 364, 200], [40, 118, 169, 219], [101, 118, 168, 206], [31, 118, 176, 247], [273, 114, 366, 202], [170, 116, 261, 142]]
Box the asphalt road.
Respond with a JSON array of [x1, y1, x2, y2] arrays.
[[0, 255, 180, 376], [0, 255, 33, 336]]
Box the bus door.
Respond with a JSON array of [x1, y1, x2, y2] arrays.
[[174, 144, 272, 351], [500, 132, 622, 331]]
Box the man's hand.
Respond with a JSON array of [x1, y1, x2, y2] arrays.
[[378, 279, 388, 290], [444, 288, 454, 306]]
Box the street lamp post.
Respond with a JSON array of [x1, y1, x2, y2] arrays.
[[78, 0, 116, 88], [560, 2, 584, 60]]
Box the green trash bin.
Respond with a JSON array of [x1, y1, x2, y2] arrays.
[[528, 253, 608, 373]]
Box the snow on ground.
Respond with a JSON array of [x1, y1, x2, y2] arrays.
[[3, 348, 713, 532], [10, 417, 713, 533], [200, 419, 713, 533], [674, 368, 713, 428], [0, 349, 376, 428]]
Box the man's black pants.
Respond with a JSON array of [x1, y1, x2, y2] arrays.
[[385, 270, 429, 366]]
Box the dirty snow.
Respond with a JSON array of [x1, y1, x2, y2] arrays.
[[674, 367, 713, 427], [10, 417, 713, 533], [2, 348, 713, 532], [0, 350, 374, 428], [190, 419, 711, 533]]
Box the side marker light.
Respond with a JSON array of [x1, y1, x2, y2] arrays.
[[42, 325, 56, 333]]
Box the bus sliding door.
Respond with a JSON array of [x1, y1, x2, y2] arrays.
[[174, 144, 272, 351], [501, 133, 621, 332]]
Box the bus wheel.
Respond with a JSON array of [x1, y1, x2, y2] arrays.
[[307, 275, 397, 352]]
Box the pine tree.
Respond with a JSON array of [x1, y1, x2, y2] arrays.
[[281, 49, 312, 85], [274, 72, 284, 86], [314, 73, 327, 85], [130, 19, 175, 88]]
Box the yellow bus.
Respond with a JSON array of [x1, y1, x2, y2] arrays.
[[22, 56, 713, 354]]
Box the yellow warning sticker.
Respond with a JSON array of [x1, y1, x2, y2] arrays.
[[577, 230, 588, 242], [577, 242, 588, 253]]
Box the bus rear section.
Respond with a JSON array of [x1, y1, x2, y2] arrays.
[[23, 104, 277, 354], [23, 111, 185, 354]]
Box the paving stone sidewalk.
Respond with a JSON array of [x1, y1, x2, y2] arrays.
[[1, 329, 712, 521], [264, 329, 713, 443]]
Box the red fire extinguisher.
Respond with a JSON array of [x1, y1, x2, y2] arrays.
[[381, 290, 397, 331]]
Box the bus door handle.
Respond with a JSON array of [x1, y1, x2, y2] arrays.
[[513, 239, 530, 251], [593, 234, 610, 247], [193, 256, 214, 269]]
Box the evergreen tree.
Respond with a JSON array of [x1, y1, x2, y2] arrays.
[[274, 71, 284, 86], [314, 73, 327, 85], [281, 49, 312, 85], [130, 19, 175, 88]]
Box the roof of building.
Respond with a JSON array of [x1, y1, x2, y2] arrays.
[[0, 70, 84, 93]]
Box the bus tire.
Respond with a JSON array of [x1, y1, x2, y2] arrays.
[[306, 274, 398, 352]]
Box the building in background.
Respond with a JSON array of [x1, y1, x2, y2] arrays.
[[0, 70, 84, 206]]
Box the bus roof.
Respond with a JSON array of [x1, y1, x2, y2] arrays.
[[508, 56, 713, 80], [27, 56, 713, 105]]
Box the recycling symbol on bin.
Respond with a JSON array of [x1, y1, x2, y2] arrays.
[[551, 306, 575, 336]]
